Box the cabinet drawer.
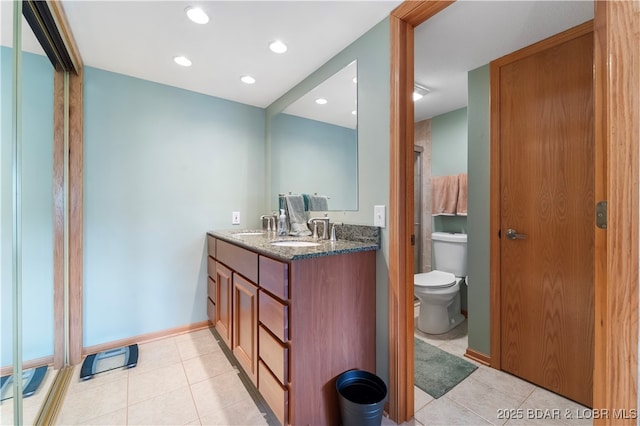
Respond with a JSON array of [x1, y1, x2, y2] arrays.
[[217, 240, 258, 282], [207, 235, 216, 258], [207, 297, 216, 324], [207, 256, 216, 279], [259, 256, 288, 300], [259, 326, 288, 385], [258, 361, 288, 426], [259, 290, 288, 342], [207, 276, 216, 303]]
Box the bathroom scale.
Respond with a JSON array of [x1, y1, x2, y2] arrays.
[[0, 366, 48, 401], [80, 344, 138, 380]]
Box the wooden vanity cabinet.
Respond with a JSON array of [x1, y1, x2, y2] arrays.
[[215, 262, 232, 349], [206, 233, 376, 426], [232, 274, 258, 385], [206, 236, 217, 324]]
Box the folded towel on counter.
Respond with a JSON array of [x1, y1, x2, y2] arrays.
[[285, 195, 311, 236], [308, 194, 329, 211], [456, 173, 468, 216], [431, 175, 459, 216]]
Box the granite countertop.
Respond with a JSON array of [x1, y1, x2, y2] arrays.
[[208, 225, 380, 261]]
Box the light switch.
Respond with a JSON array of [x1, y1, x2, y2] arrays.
[[232, 211, 240, 225], [374, 205, 386, 228]]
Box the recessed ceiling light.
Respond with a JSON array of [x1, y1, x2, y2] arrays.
[[269, 40, 288, 54], [185, 7, 209, 24], [174, 56, 192, 67], [413, 92, 424, 101], [352, 110, 357, 115], [315, 98, 328, 105], [353, 77, 357, 84], [241, 75, 256, 84]]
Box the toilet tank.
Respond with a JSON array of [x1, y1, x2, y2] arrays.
[[432, 232, 468, 277]]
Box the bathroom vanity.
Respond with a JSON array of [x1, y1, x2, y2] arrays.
[[206, 228, 379, 426]]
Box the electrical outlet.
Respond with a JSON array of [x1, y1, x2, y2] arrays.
[[232, 211, 240, 225], [374, 205, 386, 228]]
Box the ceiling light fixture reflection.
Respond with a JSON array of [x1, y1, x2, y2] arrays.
[[241, 75, 256, 84], [315, 98, 328, 105], [173, 56, 192, 67], [413, 83, 431, 102], [185, 7, 209, 24], [269, 40, 288, 54]]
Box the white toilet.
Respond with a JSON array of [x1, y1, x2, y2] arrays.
[[414, 232, 467, 334]]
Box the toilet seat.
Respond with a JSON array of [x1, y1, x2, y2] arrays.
[[414, 270, 456, 290]]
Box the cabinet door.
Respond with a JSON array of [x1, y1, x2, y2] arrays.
[[215, 263, 233, 349], [233, 274, 258, 385]]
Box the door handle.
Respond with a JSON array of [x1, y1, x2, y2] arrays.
[[506, 228, 527, 240]]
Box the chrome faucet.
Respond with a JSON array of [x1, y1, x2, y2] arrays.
[[260, 214, 277, 232], [308, 213, 330, 240], [330, 222, 343, 241]]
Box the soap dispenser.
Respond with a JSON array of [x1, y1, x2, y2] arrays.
[[277, 209, 288, 236]]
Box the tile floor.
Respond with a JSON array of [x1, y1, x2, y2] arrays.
[[389, 304, 591, 426], [55, 329, 269, 425], [52, 315, 590, 426]]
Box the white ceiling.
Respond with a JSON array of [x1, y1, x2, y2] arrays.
[[414, 0, 594, 121], [60, 0, 400, 110], [3, 1, 594, 125]]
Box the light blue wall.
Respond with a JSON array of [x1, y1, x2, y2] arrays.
[[271, 113, 357, 210], [467, 64, 491, 356], [266, 19, 391, 384], [431, 107, 468, 234], [430, 107, 469, 310], [83, 67, 265, 347], [1, 47, 54, 364]]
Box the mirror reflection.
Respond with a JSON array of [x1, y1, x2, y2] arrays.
[[270, 60, 358, 211], [0, 3, 57, 424]]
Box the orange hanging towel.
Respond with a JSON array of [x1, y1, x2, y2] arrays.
[[456, 173, 468, 216], [431, 175, 459, 215]]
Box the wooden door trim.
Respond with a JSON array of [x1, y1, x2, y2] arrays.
[[49, 0, 83, 369], [389, 0, 638, 423], [489, 20, 595, 371], [388, 1, 454, 423], [593, 1, 639, 423]]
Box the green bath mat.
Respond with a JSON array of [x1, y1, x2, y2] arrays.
[[414, 337, 477, 399]]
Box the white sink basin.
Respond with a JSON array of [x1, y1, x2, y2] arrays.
[[271, 241, 320, 247], [233, 232, 265, 236]]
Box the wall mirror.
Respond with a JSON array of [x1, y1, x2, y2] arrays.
[[270, 60, 358, 211]]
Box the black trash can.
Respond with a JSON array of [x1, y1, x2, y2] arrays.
[[336, 370, 388, 426]]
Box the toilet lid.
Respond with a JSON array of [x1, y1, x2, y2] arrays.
[[415, 270, 456, 289]]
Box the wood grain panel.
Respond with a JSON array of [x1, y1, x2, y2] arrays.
[[207, 235, 216, 258], [258, 361, 288, 426], [207, 276, 216, 303], [207, 298, 216, 324], [232, 274, 258, 385], [388, 13, 415, 424], [215, 262, 233, 349], [207, 256, 216, 280], [68, 69, 84, 366], [259, 325, 288, 385], [288, 250, 376, 426], [259, 255, 288, 301], [258, 290, 288, 342], [497, 28, 594, 407], [53, 71, 65, 369], [216, 239, 258, 283], [593, 1, 639, 422]]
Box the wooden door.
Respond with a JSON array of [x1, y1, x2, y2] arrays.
[[495, 25, 594, 407], [215, 262, 233, 349], [232, 274, 258, 385]]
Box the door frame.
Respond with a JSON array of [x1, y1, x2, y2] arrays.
[[388, 1, 639, 424]]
